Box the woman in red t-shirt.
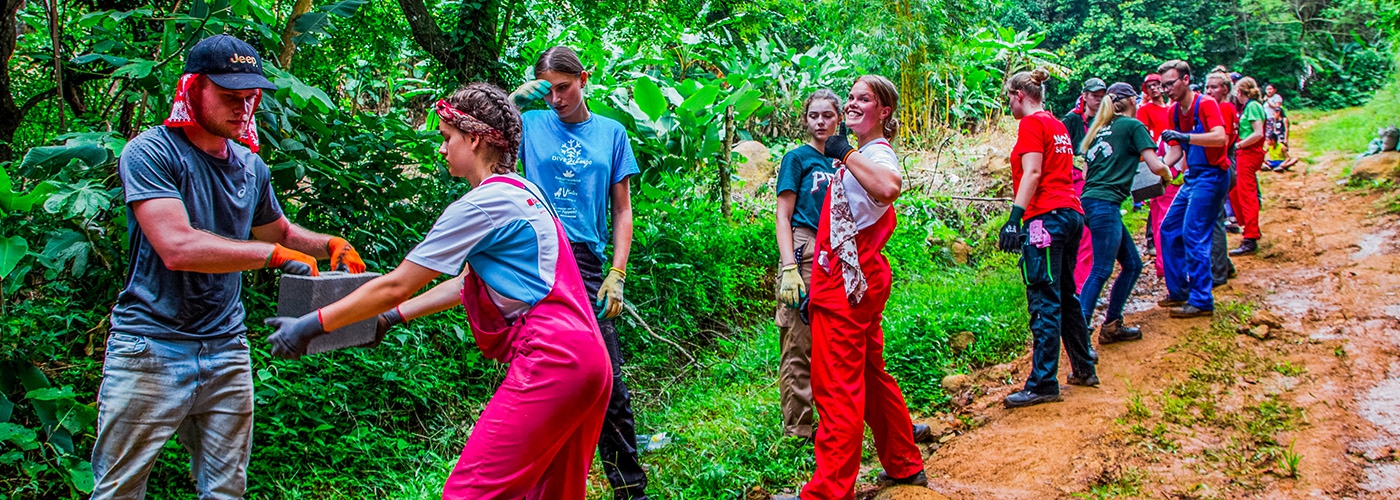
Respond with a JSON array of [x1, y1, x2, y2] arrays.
[[996, 69, 1097, 409]]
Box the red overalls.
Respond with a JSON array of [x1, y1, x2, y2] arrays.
[[441, 177, 613, 500], [802, 170, 923, 500]]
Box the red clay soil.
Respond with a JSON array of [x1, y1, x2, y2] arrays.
[[912, 120, 1400, 499]]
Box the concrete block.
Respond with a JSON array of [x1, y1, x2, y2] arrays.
[[277, 271, 382, 354]]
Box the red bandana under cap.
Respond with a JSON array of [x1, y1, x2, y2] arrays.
[[165, 74, 263, 153]]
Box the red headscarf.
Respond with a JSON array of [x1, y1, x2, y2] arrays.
[[165, 74, 263, 153]]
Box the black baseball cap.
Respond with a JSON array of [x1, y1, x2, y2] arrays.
[[183, 35, 277, 91], [1106, 82, 1137, 101], [1082, 78, 1107, 93]]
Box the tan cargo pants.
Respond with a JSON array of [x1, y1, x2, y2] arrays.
[[775, 227, 816, 439]]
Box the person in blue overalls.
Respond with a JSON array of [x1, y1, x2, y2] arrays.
[[1155, 60, 1231, 319]]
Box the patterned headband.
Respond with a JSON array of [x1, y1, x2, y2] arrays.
[[434, 99, 509, 151]]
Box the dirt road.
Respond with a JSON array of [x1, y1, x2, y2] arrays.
[[887, 120, 1400, 499]]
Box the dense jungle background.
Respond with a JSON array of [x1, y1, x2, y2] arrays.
[[2, 0, 1397, 497]]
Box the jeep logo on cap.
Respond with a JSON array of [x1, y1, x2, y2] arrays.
[[229, 52, 257, 65]]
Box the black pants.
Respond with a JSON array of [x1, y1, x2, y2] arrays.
[[573, 243, 649, 500], [1020, 209, 1096, 395]]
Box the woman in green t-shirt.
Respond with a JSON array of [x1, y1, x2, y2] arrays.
[[1078, 83, 1174, 344], [1228, 77, 1267, 255], [773, 89, 840, 441]]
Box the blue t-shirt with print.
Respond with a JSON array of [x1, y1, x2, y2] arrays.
[[775, 144, 836, 231], [519, 110, 639, 261]]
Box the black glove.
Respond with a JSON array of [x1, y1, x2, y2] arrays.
[[367, 308, 405, 348], [1161, 129, 1191, 146], [264, 312, 327, 360], [998, 205, 1026, 253], [822, 124, 855, 163]]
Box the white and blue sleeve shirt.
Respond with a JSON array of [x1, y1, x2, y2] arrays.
[[406, 173, 561, 320]]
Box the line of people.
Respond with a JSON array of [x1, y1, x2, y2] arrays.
[[994, 60, 1284, 410], [92, 34, 1288, 500]]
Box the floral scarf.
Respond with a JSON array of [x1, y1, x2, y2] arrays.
[[827, 167, 866, 306]]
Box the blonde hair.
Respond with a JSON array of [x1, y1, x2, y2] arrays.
[[1004, 68, 1051, 102], [1236, 77, 1262, 102], [1081, 94, 1139, 152]]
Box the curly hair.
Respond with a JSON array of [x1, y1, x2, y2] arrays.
[[443, 83, 523, 174]]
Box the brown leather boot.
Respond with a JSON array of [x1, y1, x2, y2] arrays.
[[1098, 319, 1143, 344]]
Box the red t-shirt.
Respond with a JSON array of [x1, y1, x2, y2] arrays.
[[1010, 110, 1081, 219], [1219, 101, 1239, 147], [1136, 102, 1172, 143], [1171, 93, 1229, 169]]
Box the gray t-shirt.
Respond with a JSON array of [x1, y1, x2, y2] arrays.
[[110, 126, 283, 340]]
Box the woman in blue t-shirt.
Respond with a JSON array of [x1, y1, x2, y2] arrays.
[[773, 89, 840, 441], [508, 46, 649, 500]]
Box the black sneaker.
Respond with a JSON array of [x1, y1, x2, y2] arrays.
[[1098, 320, 1143, 344], [1229, 238, 1258, 256], [876, 470, 929, 486], [1157, 297, 1186, 308], [1226, 223, 1243, 234], [1066, 374, 1100, 387], [912, 423, 934, 443], [1169, 305, 1212, 318], [1003, 390, 1062, 408]]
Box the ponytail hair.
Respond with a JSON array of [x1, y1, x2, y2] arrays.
[[1081, 93, 1138, 152], [856, 75, 900, 138], [1236, 76, 1262, 103], [1004, 68, 1051, 102]]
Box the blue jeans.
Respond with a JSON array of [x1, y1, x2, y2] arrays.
[[1079, 198, 1143, 325], [1020, 209, 1095, 395], [91, 333, 254, 500], [1160, 166, 1231, 310]]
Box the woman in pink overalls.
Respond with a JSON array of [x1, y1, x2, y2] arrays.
[[264, 83, 612, 500]]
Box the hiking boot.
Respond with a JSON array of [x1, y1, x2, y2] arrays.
[[1098, 319, 1143, 344], [1229, 238, 1258, 256], [1066, 373, 1100, 387], [912, 423, 934, 443], [1226, 222, 1243, 234], [877, 470, 929, 487], [1169, 304, 1212, 318], [1003, 390, 1062, 408], [1157, 297, 1186, 308]]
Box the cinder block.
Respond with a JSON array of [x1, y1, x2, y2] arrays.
[[1131, 161, 1167, 203], [277, 271, 383, 354]]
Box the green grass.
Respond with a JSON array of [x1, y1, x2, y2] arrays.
[[1296, 75, 1400, 155]]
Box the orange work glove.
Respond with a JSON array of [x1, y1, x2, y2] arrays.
[[327, 237, 365, 273], [266, 244, 318, 276]]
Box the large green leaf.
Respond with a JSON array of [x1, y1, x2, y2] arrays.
[[0, 167, 57, 212], [632, 77, 667, 122], [679, 84, 722, 115], [43, 180, 118, 219], [0, 236, 27, 281], [39, 230, 92, 278], [17, 142, 112, 178]]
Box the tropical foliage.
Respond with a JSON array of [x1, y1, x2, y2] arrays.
[[1, 0, 1395, 497]]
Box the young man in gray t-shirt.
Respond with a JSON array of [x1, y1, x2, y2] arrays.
[[91, 35, 366, 499]]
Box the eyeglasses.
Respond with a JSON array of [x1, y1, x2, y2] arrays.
[[1160, 79, 1179, 88]]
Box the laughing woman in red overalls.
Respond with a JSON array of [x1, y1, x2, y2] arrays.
[[264, 83, 611, 499], [775, 75, 925, 500]]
